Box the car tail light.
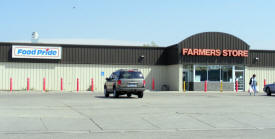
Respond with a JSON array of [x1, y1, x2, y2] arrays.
[[143, 80, 146, 87], [117, 80, 122, 85]]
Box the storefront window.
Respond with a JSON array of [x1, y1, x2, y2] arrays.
[[193, 65, 236, 82], [221, 66, 232, 82], [195, 66, 207, 82], [208, 65, 220, 81]]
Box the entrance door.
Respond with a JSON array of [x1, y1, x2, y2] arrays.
[[235, 71, 245, 91], [182, 65, 194, 91], [183, 70, 193, 91], [183, 71, 189, 91]]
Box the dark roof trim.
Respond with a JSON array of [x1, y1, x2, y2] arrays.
[[250, 49, 275, 52], [178, 31, 250, 49], [0, 42, 166, 49]]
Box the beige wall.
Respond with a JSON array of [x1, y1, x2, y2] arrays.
[[0, 62, 169, 91], [167, 64, 182, 91], [245, 67, 275, 92]]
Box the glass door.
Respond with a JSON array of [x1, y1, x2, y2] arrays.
[[235, 71, 244, 91], [183, 65, 194, 91], [183, 71, 189, 91]]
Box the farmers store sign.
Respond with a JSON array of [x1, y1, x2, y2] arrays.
[[182, 48, 248, 57]]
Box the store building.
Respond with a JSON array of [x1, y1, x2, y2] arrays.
[[0, 32, 275, 92]]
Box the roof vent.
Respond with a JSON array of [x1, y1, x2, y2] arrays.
[[31, 32, 39, 43]]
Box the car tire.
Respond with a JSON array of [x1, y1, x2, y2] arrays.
[[138, 92, 143, 98], [113, 88, 119, 98], [104, 87, 109, 97], [127, 93, 132, 98], [267, 88, 271, 96]]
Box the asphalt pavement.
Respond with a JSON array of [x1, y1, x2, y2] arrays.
[[0, 91, 275, 139]]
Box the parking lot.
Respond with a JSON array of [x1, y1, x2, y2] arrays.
[[0, 91, 275, 139]]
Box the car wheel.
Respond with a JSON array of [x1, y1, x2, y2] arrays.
[[267, 88, 271, 96], [104, 87, 109, 97], [127, 93, 132, 98], [138, 92, 143, 98], [113, 88, 119, 98]]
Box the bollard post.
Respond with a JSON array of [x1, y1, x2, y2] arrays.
[[152, 78, 155, 90], [27, 78, 30, 92], [204, 80, 207, 92], [77, 78, 79, 92], [236, 80, 238, 92], [61, 78, 63, 91], [91, 78, 94, 92], [183, 81, 186, 92], [264, 79, 266, 86], [10, 78, 12, 92], [220, 80, 223, 92], [43, 78, 46, 92]]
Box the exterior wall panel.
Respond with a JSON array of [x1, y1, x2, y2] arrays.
[[247, 50, 275, 67], [245, 67, 275, 92], [193, 82, 234, 91], [165, 45, 179, 65], [0, 62, 167, 92], [0, 43, 167, 65], [166, 64, 182, 91]]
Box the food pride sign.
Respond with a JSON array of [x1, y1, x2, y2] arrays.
[[12, 45, 62, 59]]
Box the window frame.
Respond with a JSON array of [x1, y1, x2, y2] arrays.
[[193, 65, 233, 83]]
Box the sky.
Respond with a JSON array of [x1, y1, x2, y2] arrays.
[[0, 0, 275, 49]]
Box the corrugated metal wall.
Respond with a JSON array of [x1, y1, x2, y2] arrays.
[[0, 43, 167, 65], [0, 62, 168, 91], [247, 50, 275, 67], [167, 64, 182, 91], [245, 67, 275, 92], [60, 46, 167, 65], [165, 45, 179, 65]]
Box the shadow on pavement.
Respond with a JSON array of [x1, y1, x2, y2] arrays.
[[257, 94, 275, 97], [94, 95, 139, 99]]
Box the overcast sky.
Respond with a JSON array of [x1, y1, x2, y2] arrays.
[[0, 0, 275, 49]]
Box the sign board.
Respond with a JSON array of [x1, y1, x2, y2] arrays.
[[12, 45, 62, 59], [182, 48, 248, 57]]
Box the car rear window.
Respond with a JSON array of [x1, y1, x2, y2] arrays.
[[119, 71, 144, 79]]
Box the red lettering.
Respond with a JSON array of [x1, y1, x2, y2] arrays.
[[216, 50, 221, 56], [193, 49, 199, 55], [239, 50, 244, 56], [183, 48, 248, 57], [227, 50, 233, 56], [240, 50, 244, 56], [205, 49, 211, 56], [187, 49, 193, 55], [223, 50, 228, 56], [199, 49, 205, 55], [232, 50, 238, 56], [210, 49, 216, 56], [243, 50, 248, 57], [182, 48, 188, 55]]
